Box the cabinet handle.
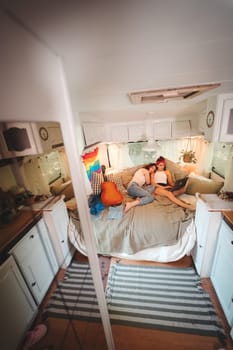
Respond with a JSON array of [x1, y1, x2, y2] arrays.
[[61, 240, 65, 243], [29, 235, 34, 239], [199, 244, 203, 248], [31, 282, 36, 287], [231, 241, 233, 245]]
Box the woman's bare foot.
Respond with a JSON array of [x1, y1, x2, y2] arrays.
[[124, 199, 140, 213]]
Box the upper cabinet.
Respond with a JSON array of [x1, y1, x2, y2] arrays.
[[200, 93, 233, 142], [82, 118, 200, 145], [153, 121, 172, 140], [172, 120, 191, 138], [0, 122, 64, 159], [82, 122, 106, 146], [105, 122, 147, 143]]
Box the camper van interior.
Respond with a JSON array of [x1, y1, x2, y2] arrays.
[[0, 1, 233, 349]]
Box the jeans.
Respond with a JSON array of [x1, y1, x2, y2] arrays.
[[127, 182, 155, 206]]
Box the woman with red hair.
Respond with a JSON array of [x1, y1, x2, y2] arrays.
[[151, 156, 195, 210]]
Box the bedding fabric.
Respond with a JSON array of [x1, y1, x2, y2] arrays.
[[91, 196, 194, 255]]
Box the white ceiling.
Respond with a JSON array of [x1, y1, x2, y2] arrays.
[[1, 0, 233, 123]]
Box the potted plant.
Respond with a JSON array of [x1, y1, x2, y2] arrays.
[[179, 149, 197, 163]]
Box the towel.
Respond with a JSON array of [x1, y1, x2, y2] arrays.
[[107, 205, 123, 219]]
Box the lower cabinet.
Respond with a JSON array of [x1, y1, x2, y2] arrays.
[[10, 218, 59, 305], [191, 195, 222, 277], [43, 197, 75, 268], [211, 219, 233, 331], [0, 255, 37, 350]]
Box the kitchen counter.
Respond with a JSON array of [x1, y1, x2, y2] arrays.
[[0, 209, 42, 262], [197, 193, 233, 211], [0, 196, 57, 262], [223, 210, 233, 230]]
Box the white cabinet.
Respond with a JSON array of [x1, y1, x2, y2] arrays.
[[211, 219, 233, 328], [10, 218, 58, 304], [0, 122, 63, 158], [107, 124, 128, 142], [191, 194, 222, 277], [128, 123, 147, 142], [43, 197, 75, 268], [172, 120, 191, 138], [107, 123, 147, 143], [31, 122, 64, 153], [82, 122, 105, 145], [0, 255, 37, 350], [153, 121, 171, 140]]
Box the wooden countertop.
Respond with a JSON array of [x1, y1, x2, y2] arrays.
[[223, 210, 233, 227], [0, 209, 42, 262]]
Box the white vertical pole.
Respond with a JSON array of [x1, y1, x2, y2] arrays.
[[58, 58, 115, 350]]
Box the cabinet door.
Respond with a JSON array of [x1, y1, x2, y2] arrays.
[[0, 256, 37, 350], [37, 218, 59, 276], [192, 197, 221, 277], [211, 220, 233, 326], [153, 121, 171, 140], [109, 125, 128, 142], [172, 120, 191, 138], [82, 122, 105, 145], [192, 199, 209, 274], [128, 124, 147, 142], [43, 199, 74, 268], [11, 220, 55, 304]]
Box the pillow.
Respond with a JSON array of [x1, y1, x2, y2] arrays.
[[91, 172, 104, 195], [50, 180, 74, 201], [186, 175, 224, 195], [118, 164, 144, 189], [105, 173, 126, 193], [165, 158, 189, 181]]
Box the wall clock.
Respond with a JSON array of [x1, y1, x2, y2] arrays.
[[206, 111, 215, 128], [39, 126, 49, 141]]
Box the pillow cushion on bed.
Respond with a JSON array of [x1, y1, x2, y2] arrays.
[[118, 165, 144, 189], [50, 180, 74, 201], [115, 160, 188, 189], [105, 174, 126, 193], [91, 172, 104, 195], [165, 158, 189, 181], [185, 174, 224, 195]]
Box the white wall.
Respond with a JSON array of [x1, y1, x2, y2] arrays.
[[0, 11, 66, 122], [0, 9, 114, 349]]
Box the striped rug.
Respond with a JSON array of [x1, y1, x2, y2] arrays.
[[44, 262, 101, 321], [106, 263, 225, 340], [44, 261, 225, 341]]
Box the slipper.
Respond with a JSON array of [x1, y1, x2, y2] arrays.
[[22, 324, 47, 349]]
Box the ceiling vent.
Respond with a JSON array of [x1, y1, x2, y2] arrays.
[[128, 83, 221, 104]]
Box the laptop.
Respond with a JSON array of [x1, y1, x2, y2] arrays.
[[169, 177, 189, 192]]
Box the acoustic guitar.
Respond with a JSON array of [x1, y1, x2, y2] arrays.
[[100, 165, 123, 206]]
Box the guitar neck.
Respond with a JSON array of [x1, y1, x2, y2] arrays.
[[101, 165, 107, 181]]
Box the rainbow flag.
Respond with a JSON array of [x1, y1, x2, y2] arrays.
[[82, 147, 101, 180]]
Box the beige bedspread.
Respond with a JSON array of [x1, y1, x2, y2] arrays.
[[92, 196, 194, 255]]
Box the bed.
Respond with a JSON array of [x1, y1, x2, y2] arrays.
[[67, 159, 224, 263]]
